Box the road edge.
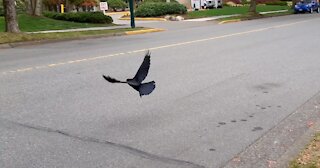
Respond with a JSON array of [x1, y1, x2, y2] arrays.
[[125, 28, 165, 35], [222, 91, 320, 168], [0, 28, 165, 49], [119, 17, 167, 21], [218, 19, 241, 24]]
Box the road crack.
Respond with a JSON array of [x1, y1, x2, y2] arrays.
[[1, 119, 206, 168]]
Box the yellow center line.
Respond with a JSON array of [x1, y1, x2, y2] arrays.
[[0, 19, 312, 76], [16, 68, 33, 72]]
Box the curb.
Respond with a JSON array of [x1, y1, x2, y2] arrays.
[[125, 28, 165, 35], [0, 32, 124, 49], [222, 91, 320, 168], [106, 11, 130, 15], [0, 28, 164, 49], [0, 44, 12, 49], [218, 19, 241, 24], [119, 17, 167, 21]]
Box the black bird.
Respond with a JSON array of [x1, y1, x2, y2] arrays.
[[102, 51, 156, 97]]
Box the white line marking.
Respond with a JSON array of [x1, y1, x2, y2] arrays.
[[1, 19, 312, 75]]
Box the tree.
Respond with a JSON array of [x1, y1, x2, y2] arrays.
[[69, 0, 83, 11], [3, 0, 20, 33], [248, 0, 257, 14], [82, 0, 97, 11], [26, 0, 42, 16], [43, 0, 59, 11]]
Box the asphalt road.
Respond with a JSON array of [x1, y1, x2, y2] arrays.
[[1, 14, 320, 168]]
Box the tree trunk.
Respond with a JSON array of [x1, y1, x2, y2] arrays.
[[26, 0, 42, 16], [3, 0, 20, 33], [34, 0, 42, 15], [66, 0, 73, 12], [248, 0, 257, 15]]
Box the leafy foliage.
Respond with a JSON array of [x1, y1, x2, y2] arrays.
[[44, 0, 98, 6], [142, 0, 178, 3], [43, 11, 113, 24], [107, 0, 127, 11], [135, 2, 187, 17], [44, 0, 98, 11], [0, 0, 26, 16], [225, 0, 242, 4]]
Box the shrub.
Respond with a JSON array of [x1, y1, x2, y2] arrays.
[[0, 0, 25, 16], [43, 11, 113, 24], [256, 0, 286, 4], [225, 0, 242, 4], [16, 0, 26, 14], [265, 1, 288, 5], [135, 2, 187, 17], [142, 0, 178, 3], [107, 0, 127, 11]]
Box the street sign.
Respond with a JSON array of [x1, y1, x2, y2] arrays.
[[99, 2, 108, 11], [191, 0, 201, 10]]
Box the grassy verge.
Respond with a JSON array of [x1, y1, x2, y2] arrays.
[[217, 9, 293, 21], [289, 132, 320, 168], [186, 5, 290, 19], [0, 14, 114, 32], [0, 28, 144, 44]]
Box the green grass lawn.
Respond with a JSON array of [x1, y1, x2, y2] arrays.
[[186, 5, 290, 19], [289, 133, 320, 168], [0, 27, 144, 44], [216, 9, 293, 21], [0, 14, 114, 32]]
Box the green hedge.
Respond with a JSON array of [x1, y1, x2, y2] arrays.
[[43, 11, 113, 24], [108, 0, 127, 11], [142, 0, 178, 3], [135, 2, 187, 17]]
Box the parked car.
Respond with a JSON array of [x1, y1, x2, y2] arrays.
[[294, 0, 319, 13], [205, 0, 223, 9]]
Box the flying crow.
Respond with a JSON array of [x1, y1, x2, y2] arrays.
[[102, 51, 156, 97]]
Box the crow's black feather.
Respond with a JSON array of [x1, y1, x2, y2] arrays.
[[133, 50, 151, 84], [102, 75, 126, 83], [138, 81, 155, 97], [102, 50, 155, 97]]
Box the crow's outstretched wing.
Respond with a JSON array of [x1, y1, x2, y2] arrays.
[[133, 51, 151, 84], [139, 81, 156, 97], [102, 75, 126, 83]]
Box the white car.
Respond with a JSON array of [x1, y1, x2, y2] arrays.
[[205, 0, 223, 8]]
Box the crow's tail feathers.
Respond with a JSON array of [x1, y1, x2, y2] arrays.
[[139, 81, 156, 97]]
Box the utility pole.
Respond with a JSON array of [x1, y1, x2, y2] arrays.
[[128, 0, 135, 28]]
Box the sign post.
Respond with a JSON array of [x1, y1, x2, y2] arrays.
[[128, 0, 135, 28]]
